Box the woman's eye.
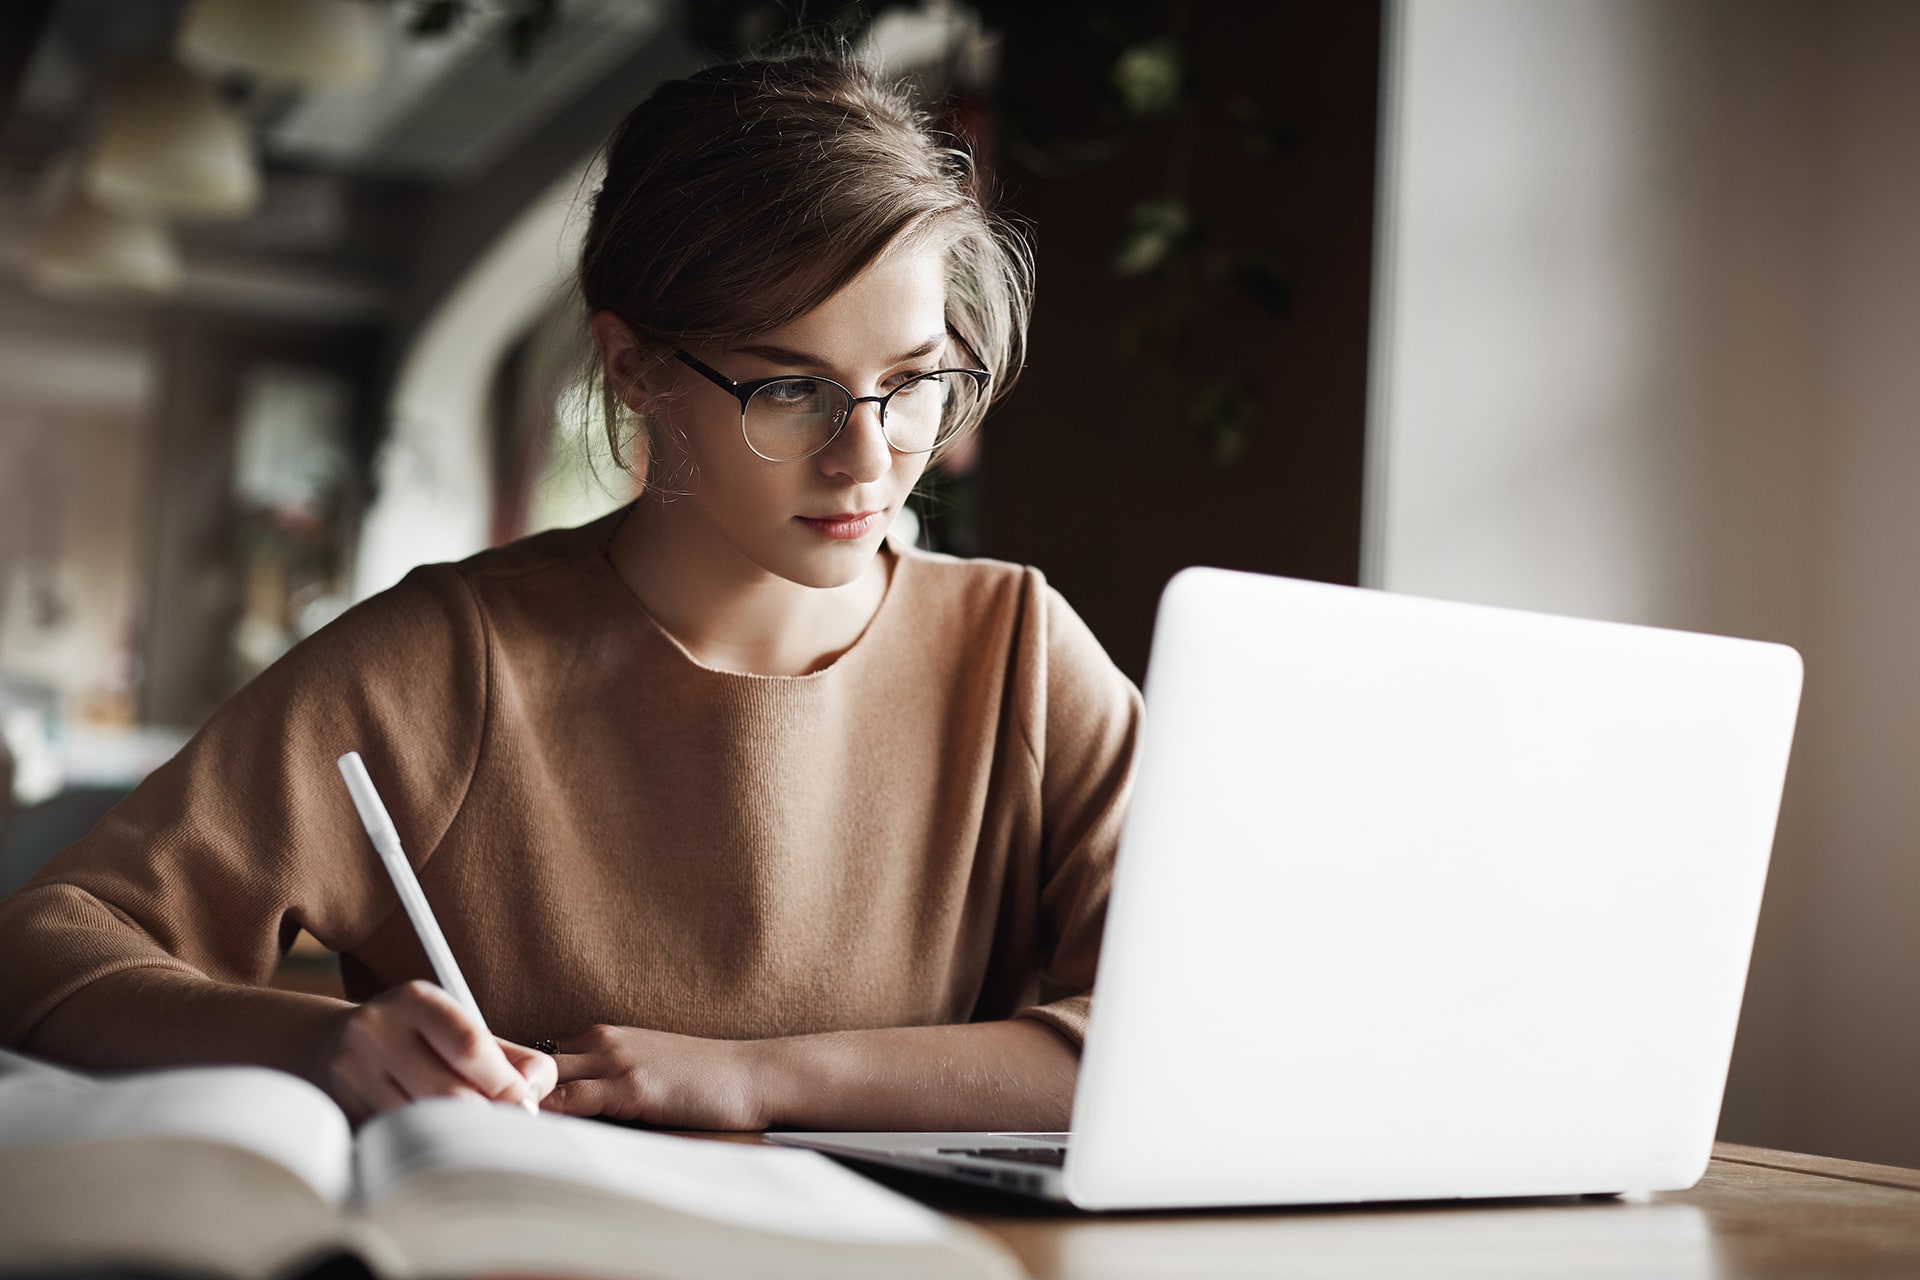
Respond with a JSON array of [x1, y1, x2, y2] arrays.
[[891, 371, 940, 395], [764, 379, 818, 403]]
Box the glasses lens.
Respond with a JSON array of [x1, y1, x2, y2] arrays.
[[884, 371, 979, 454], [744, 378, 849, 460]]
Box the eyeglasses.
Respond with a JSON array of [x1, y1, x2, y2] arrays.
[[673, 349, 990, 462]]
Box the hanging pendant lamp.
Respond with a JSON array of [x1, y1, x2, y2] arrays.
[[28, 193, 184, 298], [83, 60, 262, 221], [177, 0, 383, 89]]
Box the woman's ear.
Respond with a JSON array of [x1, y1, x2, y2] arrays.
[[590, 311, 653, 414]]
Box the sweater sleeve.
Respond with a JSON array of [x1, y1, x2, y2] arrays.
[[0, 565, 490, 1048], [1012, 580, 1143, 1047]]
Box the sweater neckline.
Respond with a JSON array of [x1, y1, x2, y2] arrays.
[[592, 504, 912, 685]]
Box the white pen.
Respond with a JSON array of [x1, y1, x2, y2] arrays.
[[336, 750, 536, 1114]]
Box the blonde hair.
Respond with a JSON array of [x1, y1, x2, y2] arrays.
[[579, 54, 1032, 474]]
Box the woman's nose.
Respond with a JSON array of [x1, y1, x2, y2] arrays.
[[818, 398, 893, 483]]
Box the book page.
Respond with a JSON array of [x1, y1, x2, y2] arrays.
[[0, 1061, 354, 1206], [0, 1048, 84, 1082], [355, 1100, 953, 1246]]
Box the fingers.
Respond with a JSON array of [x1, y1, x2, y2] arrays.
[[356, 1071, 413, 1117], [400, 983, 540, 1108], [541, 1077, 594, 1116], [552, 1024, 616, 1058], [541, 1036, 643, 1119], [540, 1049, 599, 1115], [385, 1042, 490, 1106], [500, 1039, 558, 1101], [538, 1033, 763, 1130], [329, 981, 545, 1117], [548, 1049, 592, 1084], [543, 1072, 635, 1119]]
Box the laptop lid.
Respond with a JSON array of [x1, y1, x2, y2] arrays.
[[1064, 569, 1802, 1210]]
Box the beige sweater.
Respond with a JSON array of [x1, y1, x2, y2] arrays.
[[0, 511, 1141, 1054]]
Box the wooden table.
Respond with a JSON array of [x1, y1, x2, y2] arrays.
[[781, 1141, 1920, 1279]]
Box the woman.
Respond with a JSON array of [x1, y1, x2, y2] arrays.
[[0, 55, 1140, 1132]]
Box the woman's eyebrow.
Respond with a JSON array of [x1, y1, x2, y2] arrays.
[[729, 334, 949, 369], [889, 334, 950, 363]]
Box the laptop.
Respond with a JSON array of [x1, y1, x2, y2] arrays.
[[768, 568, 1804, 1210]]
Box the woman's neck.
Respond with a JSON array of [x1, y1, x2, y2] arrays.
[[607, 495, 892, 677]]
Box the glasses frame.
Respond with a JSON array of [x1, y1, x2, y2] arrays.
[[672, 348, 991, 462]]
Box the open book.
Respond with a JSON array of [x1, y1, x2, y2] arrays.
[[0, 1051, 1022, 1279]]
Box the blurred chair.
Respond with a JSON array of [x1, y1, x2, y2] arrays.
[[0, 785, 131, 895], [0, 779, 343, 998]]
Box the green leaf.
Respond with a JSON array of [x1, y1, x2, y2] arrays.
[[1113, 199, 1197, 276], [1111, 39, 1184, 117], [1191, 377, 1259, 465]]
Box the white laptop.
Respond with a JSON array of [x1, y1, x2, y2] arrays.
[[768, 568, 1804, 1210]]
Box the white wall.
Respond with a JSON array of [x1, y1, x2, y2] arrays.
[[1370, 0, 1920, 1167], [351, 162, 594, 601]]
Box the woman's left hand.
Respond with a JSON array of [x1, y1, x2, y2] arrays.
[[541, 1024, 773, 1129]]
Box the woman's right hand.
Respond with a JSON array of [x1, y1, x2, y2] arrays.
[[317, 980, 557, 1121]]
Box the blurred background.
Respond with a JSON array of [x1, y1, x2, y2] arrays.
[[0, 0, 1914, 1171]]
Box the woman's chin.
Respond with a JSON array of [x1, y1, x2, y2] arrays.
[[772, 532, 891, 591]]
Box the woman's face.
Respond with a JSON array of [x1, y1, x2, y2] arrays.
[[653, 243, 948, 590]]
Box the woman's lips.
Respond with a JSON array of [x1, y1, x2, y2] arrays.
[[796, 510, 883, 540]]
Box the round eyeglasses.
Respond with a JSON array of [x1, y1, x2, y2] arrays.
[[673, 349, 990, 462]]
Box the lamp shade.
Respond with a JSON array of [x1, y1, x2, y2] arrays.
[[178, 0, 383, 88], [83, 61, 261, 221], [28, 194, 183, 298]]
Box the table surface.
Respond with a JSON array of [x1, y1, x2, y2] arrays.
[[716, 1138, 1920, 1279]]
